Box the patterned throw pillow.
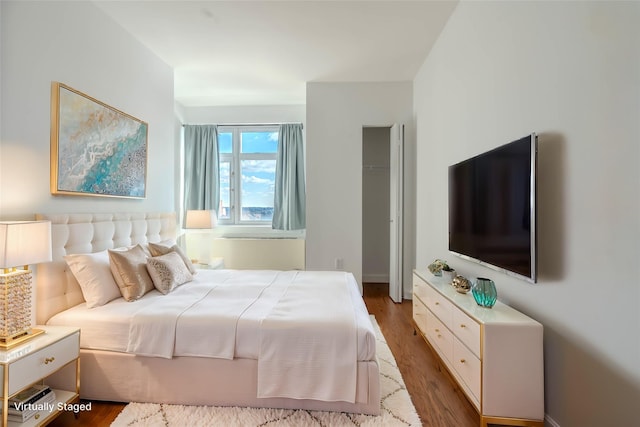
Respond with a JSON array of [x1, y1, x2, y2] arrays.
[[147, 241, 197, 274], [146, 251, 194, 294]]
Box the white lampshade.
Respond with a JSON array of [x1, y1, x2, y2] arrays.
[[185, 210, 217, 229], [0, 220, 51, 346], [0, 221, 52, 269]]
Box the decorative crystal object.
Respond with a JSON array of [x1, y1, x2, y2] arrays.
[[472, 277, 497, 308]]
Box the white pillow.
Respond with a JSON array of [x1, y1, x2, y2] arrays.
[[146, 251, 194, 294], [64, 250, 122, 308]]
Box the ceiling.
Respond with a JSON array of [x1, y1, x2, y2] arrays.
[[94, 1, 458, 107]]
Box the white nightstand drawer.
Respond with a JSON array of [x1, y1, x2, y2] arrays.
[[453, 337, 481, 405], [8, 331, 79, 395], [426, 309, 453, 364], [453, 307, 481, 358]]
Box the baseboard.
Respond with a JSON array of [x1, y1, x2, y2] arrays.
[[362, 274, 389, 283]]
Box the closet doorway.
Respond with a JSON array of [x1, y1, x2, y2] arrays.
[[362, 125, 403, 303]]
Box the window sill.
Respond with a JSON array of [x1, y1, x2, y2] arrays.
[[210, 225, 305, 239]]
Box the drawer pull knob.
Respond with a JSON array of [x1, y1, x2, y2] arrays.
[[460, 324, 466, 328], [44, 357, 55, 364], [434, 328, 440, 332], [435, 302, 440, 305], [437, 334, 442, 338], [460, 359, 466, 364]]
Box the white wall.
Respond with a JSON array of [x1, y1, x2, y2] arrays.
[[181, 105, 305, 126], [0, 0, 175, 219], [306, 82, 414, 296], [414, 2, 640, 426]]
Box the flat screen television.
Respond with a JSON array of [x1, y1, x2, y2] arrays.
[[448, 133, 538, 283]]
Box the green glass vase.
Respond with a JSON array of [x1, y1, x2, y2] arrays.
[[472, 278, 497, 308]]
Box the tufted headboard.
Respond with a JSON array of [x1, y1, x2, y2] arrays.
[[34, 212, 177, 325]]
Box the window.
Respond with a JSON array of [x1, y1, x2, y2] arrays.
[[217, 126, 278, 224]]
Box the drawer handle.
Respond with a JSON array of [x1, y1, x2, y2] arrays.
[[435, 302, 440, 305], [434, 328, 440, 332], [460, 324, 466, 328], [44, 357, 56, 364], [460, 359, 466, 364]]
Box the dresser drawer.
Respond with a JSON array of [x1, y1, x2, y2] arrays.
[[423, 283, 453, 329], [453, 307, 481, 358], [453, 337, 481, 406], [413, 298, 429, 335], [413, 274, 430, 304], [426, 309, 453, 364], [8, 331, 80, 395]]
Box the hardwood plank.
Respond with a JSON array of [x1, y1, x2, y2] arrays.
[[48, 282, 480, 426]]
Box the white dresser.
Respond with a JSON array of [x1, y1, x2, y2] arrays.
[[413, 270, 544, 427]]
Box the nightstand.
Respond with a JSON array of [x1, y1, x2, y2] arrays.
[[1, 326, 80, 426], [195, 257, 225, 270]]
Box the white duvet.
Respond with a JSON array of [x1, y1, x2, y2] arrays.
[[47, 269, 376, 403]]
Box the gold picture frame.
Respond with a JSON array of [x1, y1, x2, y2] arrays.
[[50, 82, 148, 198]]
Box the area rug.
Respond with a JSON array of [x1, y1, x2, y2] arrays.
[[111, 316, 420, 426]]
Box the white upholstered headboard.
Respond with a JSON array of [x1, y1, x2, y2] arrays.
[[34, 212, 177, 324]]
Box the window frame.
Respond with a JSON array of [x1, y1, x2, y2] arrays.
[[217, 125, 279, 226]]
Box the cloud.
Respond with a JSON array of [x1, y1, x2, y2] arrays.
[[243, 175, 273, 185], [242, 160, 275, 174]]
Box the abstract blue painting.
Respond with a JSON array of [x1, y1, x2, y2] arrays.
[[51, 82, 148, 198]]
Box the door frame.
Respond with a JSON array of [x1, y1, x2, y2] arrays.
[[361, 124, 404, 303], [389, 124, 404, 303]]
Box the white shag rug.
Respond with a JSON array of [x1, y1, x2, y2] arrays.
[[111, 316, 420, 426]]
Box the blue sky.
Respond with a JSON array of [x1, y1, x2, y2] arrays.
[[218, 131, 278, 211]]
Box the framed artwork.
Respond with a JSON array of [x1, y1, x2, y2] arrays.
[[50, 82, 148, 198]]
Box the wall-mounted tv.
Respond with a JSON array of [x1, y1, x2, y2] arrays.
[[448, 133, 538, 283]]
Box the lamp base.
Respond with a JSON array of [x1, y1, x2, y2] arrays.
[[0, 328, 45, 349]]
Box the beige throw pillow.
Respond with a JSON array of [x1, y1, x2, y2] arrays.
[[148, 242, 197, 274], [108, 244, 155, 301], [146, 252, 194, 294]]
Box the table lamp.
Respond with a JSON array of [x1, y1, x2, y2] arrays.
[[0, 220, 52, 347], [184, 210, 217, 265]]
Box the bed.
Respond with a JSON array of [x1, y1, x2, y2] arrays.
[[34, 212, 380, 415]]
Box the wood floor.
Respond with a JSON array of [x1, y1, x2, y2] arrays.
[[49, 282, 479, 426], [364, 283, 479, 427]]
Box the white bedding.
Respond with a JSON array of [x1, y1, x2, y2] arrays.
[[46, 269, 376, 362], [257, 271, 359, 402]]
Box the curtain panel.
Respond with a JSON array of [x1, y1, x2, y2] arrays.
[[273, 123, 306, 230], [183, 125, 219, 216]]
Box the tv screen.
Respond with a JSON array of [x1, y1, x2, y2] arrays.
[[448, 133, 537, 283]]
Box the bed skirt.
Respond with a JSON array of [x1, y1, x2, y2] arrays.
[[46, 349, 381, 415]]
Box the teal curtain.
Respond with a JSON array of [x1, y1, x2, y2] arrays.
[[183, 125, 219, 216], [273, 123, 306, 230]]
